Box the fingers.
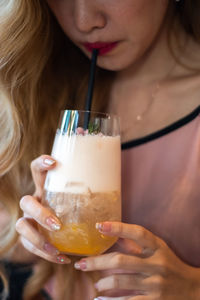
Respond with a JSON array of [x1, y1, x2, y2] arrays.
[[20, 237, 70, 264], [95, 274, 148, 293], [20, 195, 61, 231], [94, 296, 149, 300], [16, 217, 56, 255], [30, 155, 56, 198], [128, 297, 150, 300], [94, 296, 152, 300], [16, 217, 70, 264], [128, 295, 151, 300], [96, 222, 159, 253], [94, 297, 132, 300], [74, 252, 152, 275], [95, 274, 164, 299]]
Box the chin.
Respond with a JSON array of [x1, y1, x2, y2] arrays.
[[96, 58, 134, 72], [80, 47, 136, 72]]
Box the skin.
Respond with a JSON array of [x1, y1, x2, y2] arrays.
[[16, 156, 70, 265], [15, 0, 200, 299], [46, 0, 169, 71], [16, 156, 200, 299], [75, 221, 200, 299], [47, 0, 200, 143]]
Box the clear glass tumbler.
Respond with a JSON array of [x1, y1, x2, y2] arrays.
[[41, 110, 121, 256]]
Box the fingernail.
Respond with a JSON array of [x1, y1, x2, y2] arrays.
[[94, 298, 104, 300], [56, 255, 71, 264], [96, 222, 111, 232], [43, 158, 55, 166], [44, 243, 59, 255], [46, 216, 61, 231], [74, 260, 87, 270]]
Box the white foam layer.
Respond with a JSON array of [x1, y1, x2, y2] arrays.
[[45, 133, 121, 193]]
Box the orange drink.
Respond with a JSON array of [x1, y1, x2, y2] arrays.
[[42, 190, 120, 255], [41, 110, 121, 256]]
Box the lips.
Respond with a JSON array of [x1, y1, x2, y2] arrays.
[[83, 42, 118, 55]]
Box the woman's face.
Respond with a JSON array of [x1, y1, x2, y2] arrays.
[[46, 0, 169, 71]]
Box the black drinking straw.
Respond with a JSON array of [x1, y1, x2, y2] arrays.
[[84, 49, 98, 129]]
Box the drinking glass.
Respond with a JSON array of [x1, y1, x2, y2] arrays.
[[41, 110, 121, 256]]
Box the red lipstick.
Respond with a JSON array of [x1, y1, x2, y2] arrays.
[[83, 42, 118, 55]]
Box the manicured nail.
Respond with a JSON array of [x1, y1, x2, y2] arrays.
[[74, 260, 87, 270], [46, 216, 61, 231], [94, 298, 104, 300], [44, 243, 59, 255], [43, 158, 55, 166], [56, 255, 71, 264], [96, 222, 111, 232]]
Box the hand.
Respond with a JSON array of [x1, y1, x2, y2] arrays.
[[74, 221, 200, 300], [15, 155, 70, 264]]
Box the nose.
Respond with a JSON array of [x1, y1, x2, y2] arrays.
[[74, 0, 107, 33]]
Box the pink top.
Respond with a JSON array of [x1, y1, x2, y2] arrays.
[[122, 106, 200, 267]]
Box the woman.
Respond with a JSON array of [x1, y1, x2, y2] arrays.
[[0, 0, 200, 299]]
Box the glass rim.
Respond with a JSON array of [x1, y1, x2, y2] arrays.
[[60, 109, 119, 120]]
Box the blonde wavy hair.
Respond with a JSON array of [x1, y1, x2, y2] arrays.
[[0, 0, 200, 299], [0, 0, 111, 299]]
